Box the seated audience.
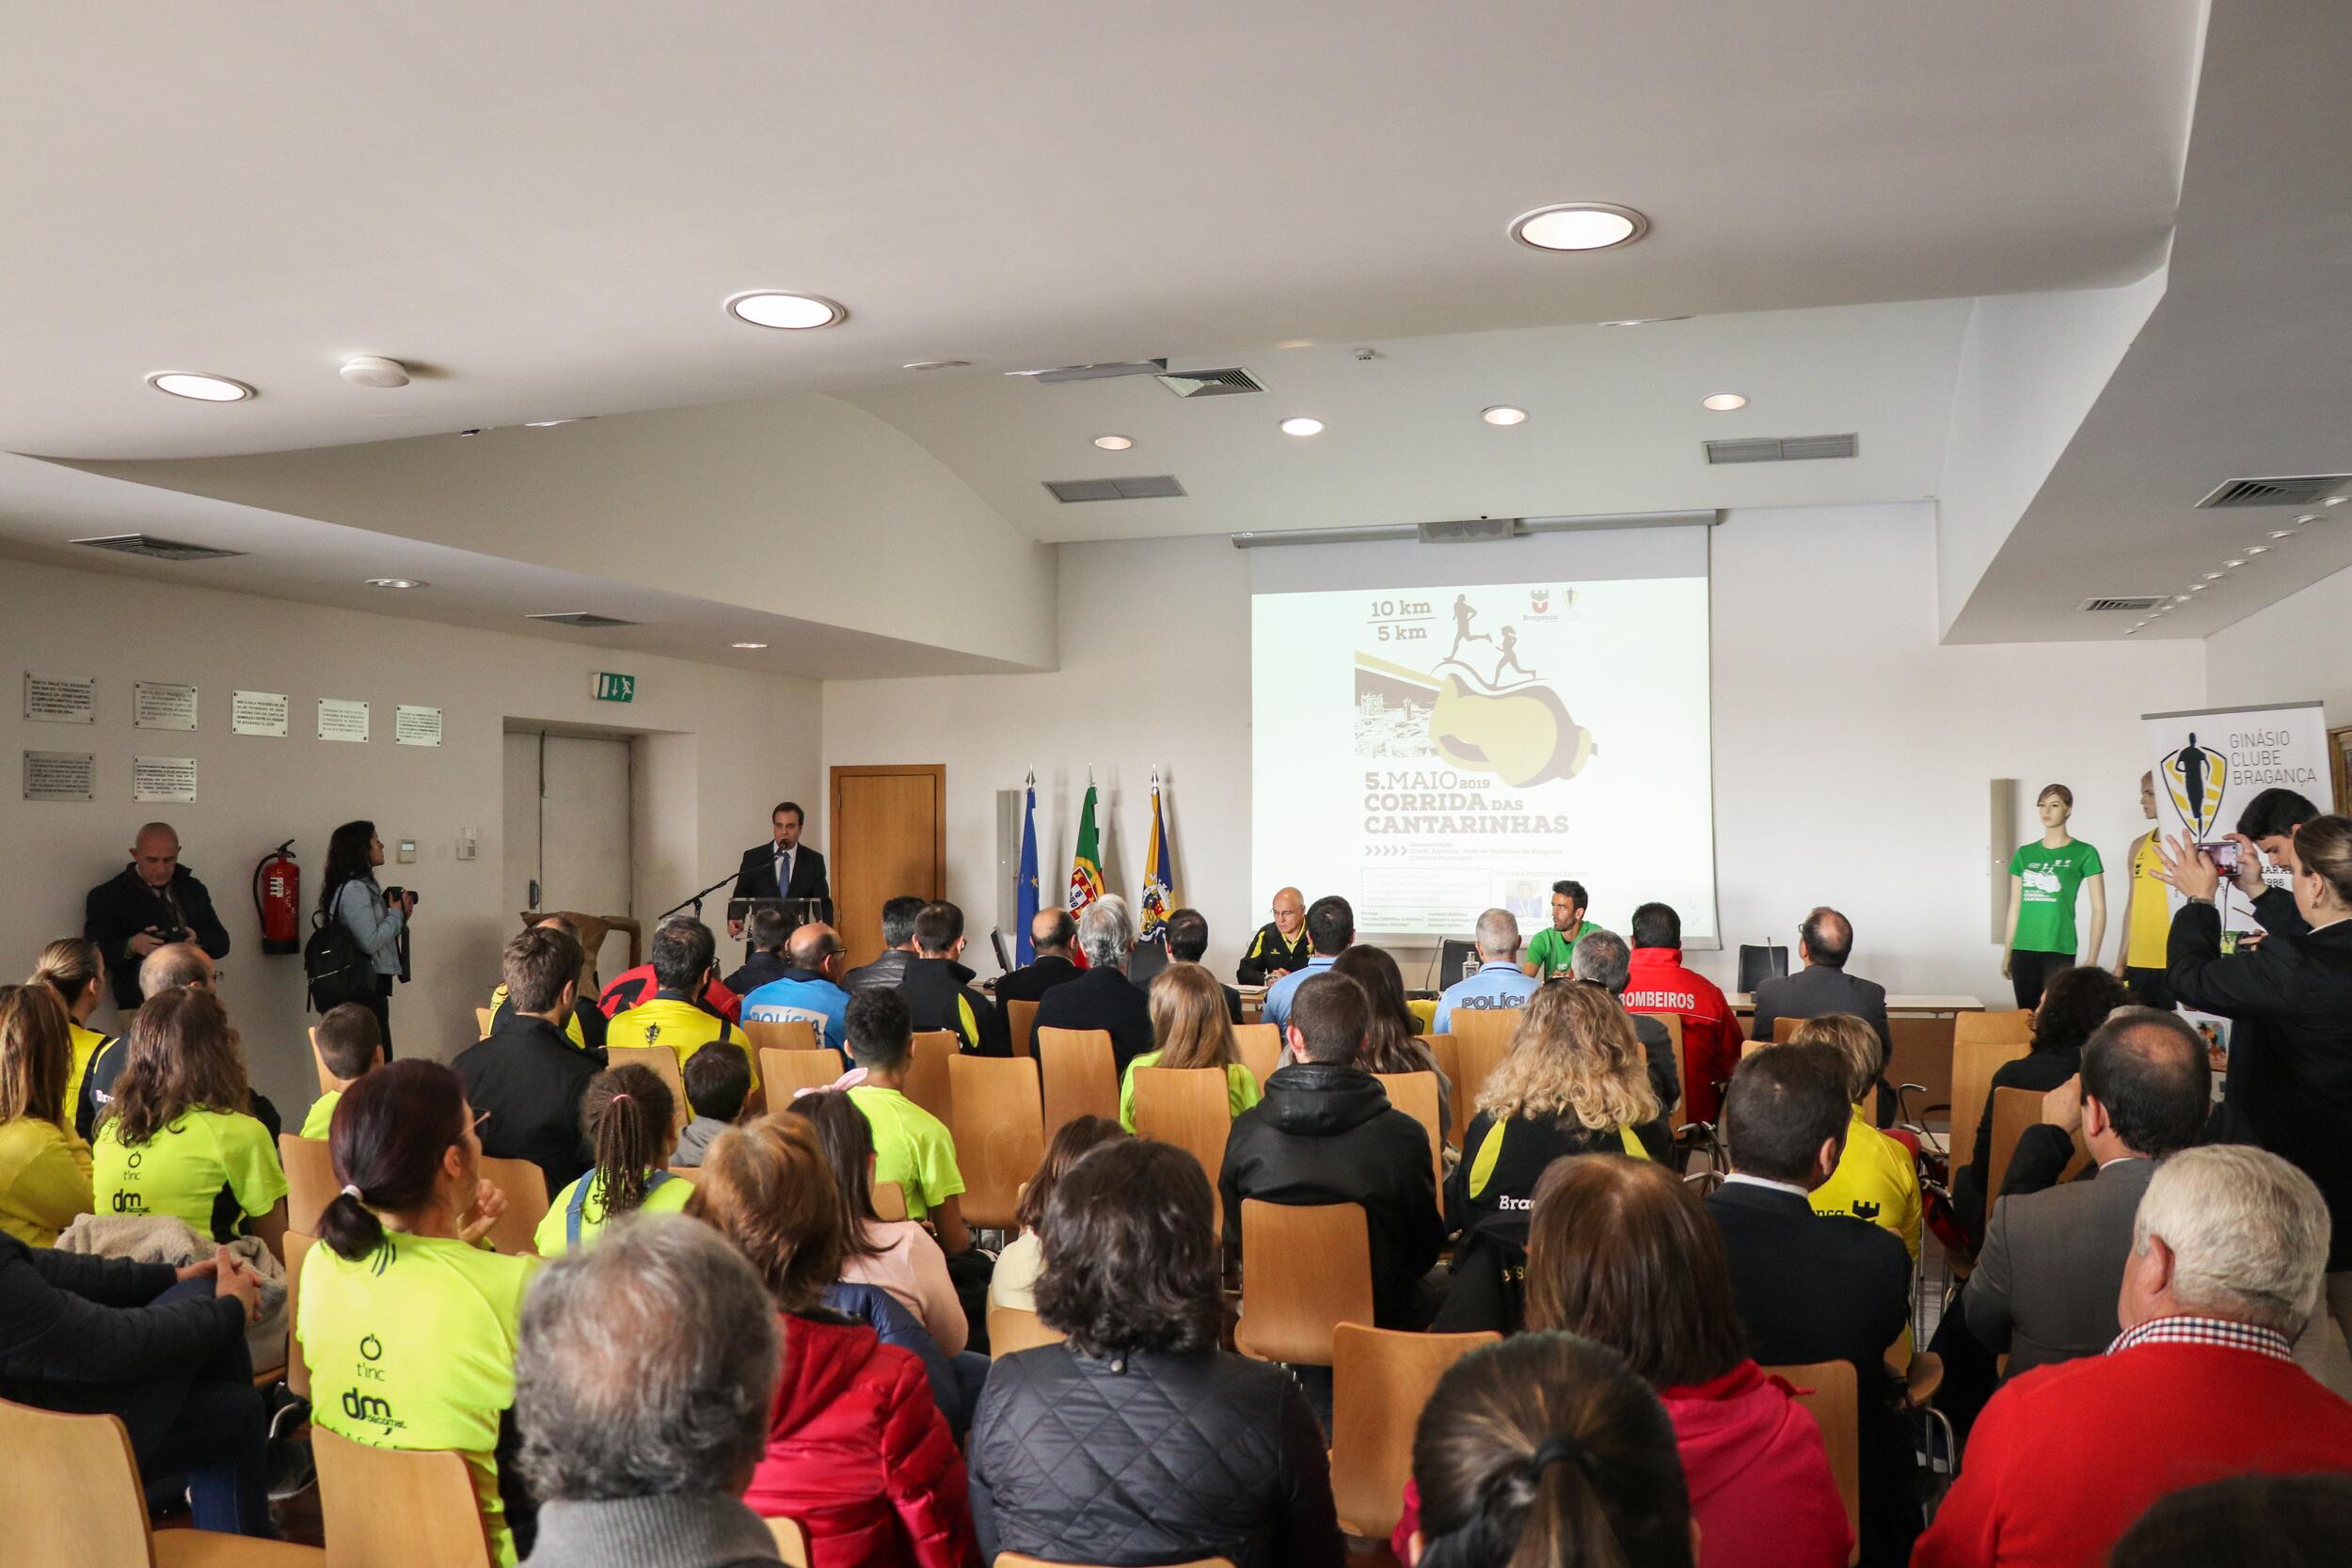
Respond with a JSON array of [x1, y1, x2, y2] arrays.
[[458, 926, 600, 1200], [988, 1115, 1125, 1314], [1967, 1007, 2212, 1377], [299, 1059, 532, 1563], [971, 1137, 1343, 1568], [1407, 1333, 1695, 1568], [1917, 1145, 2352, 1568], [1034, 896, 1153, 1072], [721, 902, 794, 996], [0, 985, 93, 1245], [1567, 927, 1680, 1148], [1333, 943, 1450, 1142], [673, 1040, 752, 1167], [844, 895, 926, 992], [536, 1065, 691, 1255], [605, 919, 758, 1111], [1707, 1045, 1914, 1566], [2107, 1473, 2352, 1568], [993, 909, 1083, 1005], [596, 914, 742, 1023], [739, 921, 853, 1053], [1221, 972, 1442, 1330], [513, 1217, 798, 1568], [1119, 962, 1262, 1132], [91, 989, 287, 1256], [1622, 903, 1740, 1125], [1788, 1013, 1923, 1259], [789, 1089, 967, 1354], [29, 938, 114, 1142], [299, 1001, 383, 1140], [1259, 894, 1351, 1032], [488, 913, 608, 1053], [1747, 906, 1891, 1058], [1949, 962, 2126, 1239], [1163, 907, 1244, 1022], [1431, 907, 1539, 1033], [842, 990, 972, 1257], [76, 940, 231, 1141], [1237, 885, 1314, 987], [683, 1118, 974, 1567], [897, 901, 1009, 1057]]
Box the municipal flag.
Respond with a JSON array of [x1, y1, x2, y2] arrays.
[[1140, 768, 1173, 942], [1015, 775, 1041, 965], [1068, 778, 1104, 916]]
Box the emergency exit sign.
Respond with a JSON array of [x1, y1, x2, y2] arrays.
[[592, 672, 636, 703]]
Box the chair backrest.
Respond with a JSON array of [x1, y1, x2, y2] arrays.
[[739, 1017, 818, 1055], [766, 1516, 810, 1568], [1886, 1014, 1958, 1113], [1738, 942, 1790, 993], [1772, 1014, 1804, 1043], [759, 1046, 850, 1100], [0, 1395, 158, 1567], [1006, 998, 1040, 1059], [1422, 1032, 1460, 1132], [1134, 1068, 1236, 1231], [1329, 1324, 1502, 1541], [477, 1156, 552, 1256], [286, 1228, 317, 1400], [281, 1132, 339, 1236], [1743, 1037, 1774, 1060], [1037, 1026, 1119, 1135], [1371, 1072, 1445, 1215], [1449, 1007, 1521, 1108], [1233, 1199, 1375, 1367], [988, 1302, 1067, 1356], [997, 1558, 1234, 1568], [1948, 1015, 2033, 1173], [1658, 1013, 1687, 1132], [1764, 1360, 1860, 1567], [1232, 1022, 1283, 1089], [313, 1425, 495, 1568], [1985, 1085, 2090, 1203], [604, 1046, 691, 1139], [950, 1053, 1045, 1230], [903, 1030, 959, 1125], [472, 1006, 493, 1040], [873, 1180, 907, 1221]]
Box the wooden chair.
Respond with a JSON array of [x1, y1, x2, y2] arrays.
[[1037, 1027, 1119, 1135], [280, 1133, 338, 1235], [1984, 1085, 2090, 1205], [1329, 1324, 1501, 1540], [478, 1156, 551, 1256], [1743, 1037, 1774, 1059], [904, 1030, 959, 1126], [605, 1046, 690, 1137], [988, 1302, 1066, 1356], [1372, 1072, 1446, 1216], [1233, 1199, 1375, 1367], [518, 909, 639, 997], [1232, 1022, 1283, 1089], [1658, 1014, 1687, 1135], [1887, 1014, 1958, 1120], [760, 1046, 850, 1099], [950, 1053, 1045, 1230], [1764, 1360, 1861, 1567], [765, 1516, 811, 1568], [874, 1180, 908, 1221], [313, 1426, 495, 1568], [1772, 1014, 1803, 1043], [997, 1558, 1232, 1568], [1449, 1007, 1521, 1109], [0, 1395, 324, 1566], [1006, 998, 1040, 1058], [472, 1006, 493, 1039], [1134, 1067, 1236, 1235], [1946, 1013, 2033, 1171], [1424, 1032, 1460, 1135], [285, 1229, 316, 1400], [739, 1017, 818, 1055]]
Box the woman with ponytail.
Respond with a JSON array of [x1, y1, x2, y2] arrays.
[[295, 1058, 533, 1565], [29, 938, 113, 1141], [0, 983, 94, 1243], [533, 1063, 691, 1255], [1409, 1332, 1695, 1568]]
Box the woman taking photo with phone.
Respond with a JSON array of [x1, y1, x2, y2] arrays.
[[321, 819, 411, 1054]]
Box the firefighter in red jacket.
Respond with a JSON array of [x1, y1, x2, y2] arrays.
[[1621, 902, 1740, 1125]]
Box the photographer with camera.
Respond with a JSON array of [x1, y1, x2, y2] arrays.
[[320, 820, 412, 1055], [83, 822, 231, 1011]]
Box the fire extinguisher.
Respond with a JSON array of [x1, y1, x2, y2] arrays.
[[253, 840, 301, 956]]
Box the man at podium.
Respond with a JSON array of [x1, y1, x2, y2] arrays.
[[729, 800, 830, 936]]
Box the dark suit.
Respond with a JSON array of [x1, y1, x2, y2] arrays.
[[728, 840, 830, 914], [1035, 964, 1157, 1076], [994, 954, 1082, 1006], [1748, 963, 1890, 1055], [1708, 1179, 1915, 1565], [1967, 1156, 2153, 1378], [83, 865, 232, 1009]]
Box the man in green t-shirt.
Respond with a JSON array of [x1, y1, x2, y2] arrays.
[[1521, 879, 1599, 979]]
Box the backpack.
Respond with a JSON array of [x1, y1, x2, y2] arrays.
[[303, 886, 373, 1013]]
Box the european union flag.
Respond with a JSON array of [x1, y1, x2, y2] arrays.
[[1015, 775, 1041, 965]]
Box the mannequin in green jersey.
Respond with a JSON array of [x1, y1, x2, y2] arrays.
[[2003, 783, 2106, 1010]]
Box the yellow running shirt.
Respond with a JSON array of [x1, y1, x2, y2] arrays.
[[605, 995, 757, 1111], [2126, 833, 2171, 970], [91, 1108, 288, 1239], [299, 1089, 342, 1141], [298, 1232, 537, 1566], [63, 1023, 112, 1133], [533, 1168, 695, 1256], [845, 1085, 966, 1222], [1117, 1054, 1263, 1133]]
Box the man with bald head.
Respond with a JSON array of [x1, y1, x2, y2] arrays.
[[85, 821, 231, 1009], [995, 908, 1082, 1005], [738, 920, 852, 1052], [1237, 886, 1312, 986], [1748, 905, 1891, 1060]]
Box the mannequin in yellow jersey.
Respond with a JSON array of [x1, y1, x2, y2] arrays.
[[2112, 770, 2175, 1010]]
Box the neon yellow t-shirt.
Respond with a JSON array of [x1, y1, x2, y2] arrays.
[[0, 1117, 94, 1246], [845, 1085, 965, 1222], [300, 1089, 342, 1142], [533, 1168, 695, 1256], [606, 997, 757, 1111], [64, 1023, 112, 1132], [1811, 1103, 1923, 1261], [2125, 833, 2171, 970], [1118, 1053, 1263, 1133], [92, 1107, 289, 1239], [298, 1232, 537, 1566]]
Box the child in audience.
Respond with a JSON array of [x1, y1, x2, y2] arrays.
[[299, 1002, 384, 1140], [90, 989, 288, 1258], [297, 1059, 535, 1565], [989, 1116, 1125, 1313], [672, 1039, 750, 1167], [0, 983, 94, 1244], [534, 1064, 691, 1254], [789, 1088, 967, 1353], [840, 990, 972, 1256], [1118, 962, 1263, 1132]]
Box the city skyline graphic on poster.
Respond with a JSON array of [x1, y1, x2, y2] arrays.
[[1351, 587, 1596, 789]]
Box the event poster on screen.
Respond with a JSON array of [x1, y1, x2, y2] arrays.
[[1252, 577, 1716, 942]]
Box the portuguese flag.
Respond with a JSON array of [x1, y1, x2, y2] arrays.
[[1068, 781, 1104, 917]]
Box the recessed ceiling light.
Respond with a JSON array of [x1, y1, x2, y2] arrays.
[[338, 356, 410, 389], [902, 359, 969, 372], [2247, 546, 2272, 555], [2271, 530, 2299, 539], [1482, 405, 1530, 426], [1279, 417, 1325, 436], [1597, 316, 1691, 327], [2224, 559, 2247, 568], [2326, 496, 2347, 506], [365, 578, 425, 590], [2191, 583, 2209, 591], [2174, 595, 2192, 603], [1701, 393, 1748, 412], [1093, 435, 1136, 451], [147, 372, 254, 403], [1510, 203, 1649, 252], [2296, 515, 2323, 524], [2203, 572, 2226, 579], [523, 420, 576, 428], [731, 641, 768, 650], [724, 291, 847, 330]]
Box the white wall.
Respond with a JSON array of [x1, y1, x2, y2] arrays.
[[2204, 561, 2352, 775], [822, 503, 2205, 998], [1, 557, 820, 1114]]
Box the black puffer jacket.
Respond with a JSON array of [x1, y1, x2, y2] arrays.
[[969, 1342, 1343, 1568], [1219, 1062, 1443, 1329]]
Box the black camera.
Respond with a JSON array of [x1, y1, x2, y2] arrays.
[[384, 888, 419, 907]]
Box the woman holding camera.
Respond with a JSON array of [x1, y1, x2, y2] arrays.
[[322, 820, 411, 1056]]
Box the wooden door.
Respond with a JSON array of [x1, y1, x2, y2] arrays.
[[832, 765, 946, 967]]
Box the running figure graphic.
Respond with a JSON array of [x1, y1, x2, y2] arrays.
[[1447, 594, 1491, 660], [1493, 626, 1534, 685]]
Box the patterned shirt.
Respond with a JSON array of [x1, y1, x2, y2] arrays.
[[2108, 1314, 2294, 1362]]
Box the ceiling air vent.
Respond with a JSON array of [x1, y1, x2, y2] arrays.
[[526, 611, 640, 628], [2079, 595, 2167, 613], [1009, 359, 1168, 384], [2196, 474, 2352, 508], [1044, 475, 1188, 503], [1155, 367, 1265, 399], [1704, 433, 1860, 465], [70, 533, 245, 562]]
